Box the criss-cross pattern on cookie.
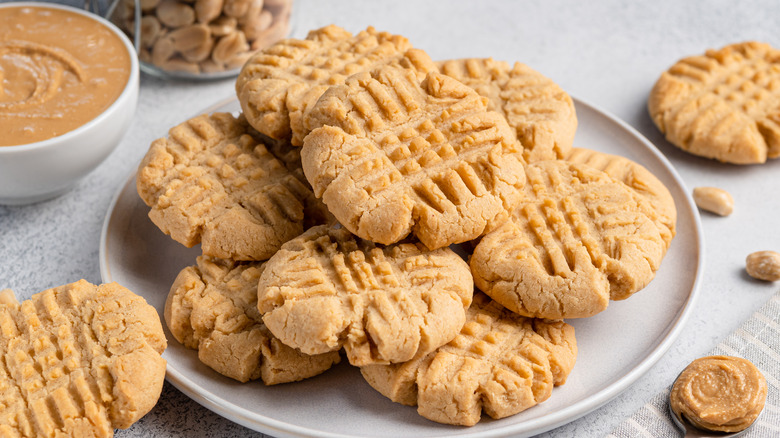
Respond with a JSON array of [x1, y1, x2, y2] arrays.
[[649, 41, 780, 163], [566, 147, 677, 250], [0, 281, 166, 437], [438, 58, 577, 162], [359, 292, 577, 426], [236, 24, 434, 145], [302, 67, 526, 249], [137, 112, 317, 261], [471, 161, 666, 319], [257, 225, 473, 366]]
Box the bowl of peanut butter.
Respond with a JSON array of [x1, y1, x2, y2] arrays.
[[0, 2, 139, 205]]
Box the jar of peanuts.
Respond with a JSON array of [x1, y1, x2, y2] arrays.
[[110, 0, 292, 78]]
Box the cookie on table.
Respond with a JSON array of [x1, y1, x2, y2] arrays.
[[438, 58, 577, 162], [566, 147, 677, 249], [360, 292, 577, 426], [0, 280, 166, 437], [236, 24, 436, 146], [165, 256, 340, 384], [649, 41, 780, 164], [137, 112, 322, 261], [471, 160, 666, 319], [302, 67, 527, 249], [257, 225, 474, 366]]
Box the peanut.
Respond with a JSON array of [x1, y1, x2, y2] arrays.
[[156, 0, 195, 28], [139, 47, 152, 63], [250, 14, 287, 50], [140, 15, 162, 48], [223, 0, 251, 18], [239, 0, 264, 24], [209, 16, 237, 37], [194, 0, 223, 24], [169, 23, 210, 52], [693, 187, 733, 216], [242, 9, 272, 41], [212, 30, 248, 64], [182, 35, 214, 62], [161, 57, 201, 74], [140, 0, 162, 11], [746, 251, 780, 281], [262, 0, 289, 15], [116, 1, 134, 25], [199, 59, 224, 73], [151, 34, 176, 65]]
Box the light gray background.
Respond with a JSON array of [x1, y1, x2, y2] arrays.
[[1, 0, 779, 436]]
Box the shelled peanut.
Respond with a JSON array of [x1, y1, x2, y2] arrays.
[[114, 0, 291, 75]]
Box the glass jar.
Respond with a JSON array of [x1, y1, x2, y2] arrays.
[[109, 0, 292, 79]]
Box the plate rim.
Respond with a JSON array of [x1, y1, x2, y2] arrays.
[[99, 96, 705, 438]]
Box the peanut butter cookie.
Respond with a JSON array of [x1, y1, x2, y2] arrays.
[[257, 225, 473, 366], [165, 256, 340, 384], [471, 160, 666, 319], [137, 112, 320, 261], [360, 292, 577, 426], [302, 67, 526, 249], [0, 280, 166, 437], [649, 41, 780, 164], [566, 147, 677, 249], [236, 24, 435, 145], [438, 58, 577, 162]]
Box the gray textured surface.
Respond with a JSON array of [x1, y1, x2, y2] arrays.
[[1, 0, 779, 436]]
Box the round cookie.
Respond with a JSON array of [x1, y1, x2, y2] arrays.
[[165, 256, 340, 384], [236, 24, 436, 146], [471, 160, 666, 319], [649, 41, 780, 164], [438, 58, 578, 162], [360, 292, 577, 426], [137, 112, 321, 261], [0, 280, 166, 437], [257, 225, 474, 366], [302, 67, 527, 249], [566, 147, 677, 250]]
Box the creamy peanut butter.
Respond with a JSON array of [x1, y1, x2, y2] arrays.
[[670, 355, 767, 433], [0, 6, 131, 146]]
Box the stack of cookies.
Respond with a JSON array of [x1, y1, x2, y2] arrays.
[[137, 24, 676, 427]]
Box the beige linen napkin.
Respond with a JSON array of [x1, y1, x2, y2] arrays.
[[608, 291, 780, 437]]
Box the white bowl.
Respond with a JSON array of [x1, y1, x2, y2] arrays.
[[0, 3, 139, 205]]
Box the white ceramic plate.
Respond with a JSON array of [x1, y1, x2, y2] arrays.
[[100, 97, 704, 438]]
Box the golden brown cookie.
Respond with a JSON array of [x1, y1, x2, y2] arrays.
[[471, 160, 666, 319], [438, 58, 577, 162], [236, 24, 435, 146], [0, 280, 166, 437], [165, 256, 340, 384], [360, 292, 577, 426], [137, 112, 320, 261], [648, 41, 780, 164], [566, 147, 677, 249], [257, 225, 473, 366], [302, 67, 527, 249]]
